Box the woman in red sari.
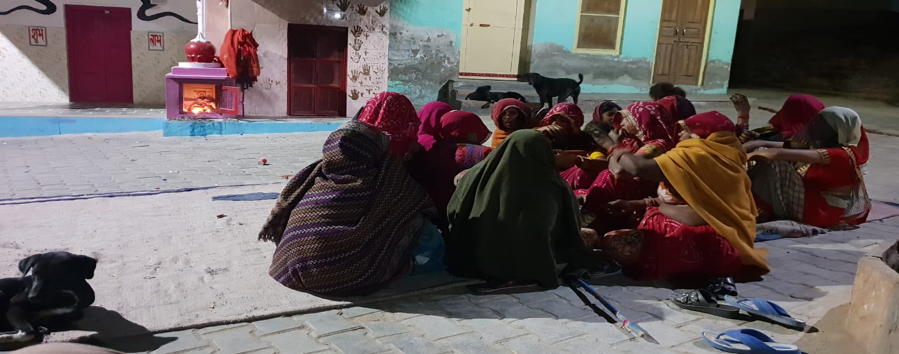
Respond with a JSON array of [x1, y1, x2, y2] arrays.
[[579, 102, 678, 232], [410, 111, 493, 227], [735, 93, 869, 165], [746, 107, 870, 228], [656, 95, 696, 122], [357, 92, 421, 159], [490, 99, 532, 148], [600, 111, 769, 281], [536, 103, 598, 151]]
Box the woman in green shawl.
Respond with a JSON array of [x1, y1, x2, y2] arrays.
[[446, 129, 590, 292]]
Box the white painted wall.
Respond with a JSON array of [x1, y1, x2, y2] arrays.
[[0, 0, 198, 104], [0, 0, 197, 31]]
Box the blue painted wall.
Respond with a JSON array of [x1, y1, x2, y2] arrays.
[[0, 117, 164, 138], [388, 0, 741, 101], [533, 0, 663, 59], [0, 117, 345, 138], [388, 0, 466, 104]]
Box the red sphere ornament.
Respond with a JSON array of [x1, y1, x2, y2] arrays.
[[184, 40, 217, 63]]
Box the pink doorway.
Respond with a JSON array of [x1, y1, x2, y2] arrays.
[[65, 5, 133, 103]]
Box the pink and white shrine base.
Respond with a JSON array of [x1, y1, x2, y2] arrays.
[[165, 66, 242, 119]]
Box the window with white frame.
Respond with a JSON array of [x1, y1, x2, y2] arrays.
[[575, 0, 627, 53]]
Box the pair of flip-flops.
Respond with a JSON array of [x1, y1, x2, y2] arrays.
[[703, 329, 801, 354], [670, 291, 806, 331]]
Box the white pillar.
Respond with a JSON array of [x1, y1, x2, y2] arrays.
[[193, 0, 207, 42]]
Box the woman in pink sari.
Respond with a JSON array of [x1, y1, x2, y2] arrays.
[[409, 111, 493, 228], [417, 101, 454, 151], [580, 101, 678, 233]]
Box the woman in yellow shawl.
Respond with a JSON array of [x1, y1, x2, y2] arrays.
[[601, 111, 769, 280]]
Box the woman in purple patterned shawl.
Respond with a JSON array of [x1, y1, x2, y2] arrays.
[[258, 121, 433, 296]]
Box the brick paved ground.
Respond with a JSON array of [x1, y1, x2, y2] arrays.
[[2, 131, 899, 353], [0, 132, 330, 200]]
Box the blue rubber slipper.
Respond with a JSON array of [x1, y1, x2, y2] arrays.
[[725, 296, 806, 330], [703, 329, 800, 354]]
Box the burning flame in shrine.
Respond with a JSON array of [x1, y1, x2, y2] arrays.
[[188, 101, 217, 114], [182, 84, 218, 115]]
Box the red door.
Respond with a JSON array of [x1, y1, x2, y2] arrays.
[[288, 24, 347, 116], [65, 5, 133, 103]]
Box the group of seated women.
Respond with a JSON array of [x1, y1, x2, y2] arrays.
[[257, 84, 871, 297]]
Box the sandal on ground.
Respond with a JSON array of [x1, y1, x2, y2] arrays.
[[585, 263, 623, 280], [708, 277, 738, 299], [724, 296, 806, 330], [669, 289, 740, 319], [702, 329, 800, 354], [468, 280, 542, 295]]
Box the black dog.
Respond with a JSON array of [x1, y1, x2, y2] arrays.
[[0, 252, 97, 343], [522, 73, 583, 108], [465, 85, 527, 103]]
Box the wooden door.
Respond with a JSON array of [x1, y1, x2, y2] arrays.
[[652, 0, 711, 86], [288, 25, 347, 117], [65, 5, 133, 103], [459, 0, 527, 79]]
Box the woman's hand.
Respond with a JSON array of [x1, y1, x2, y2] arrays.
[[555, 152, 580, 170], [740, 130, 760, 144], [608, 199, 647, 218], [743, 139, 775, 152], [608, 151, 634, 180], [748, 149, 778, 163], [730, 93, 751, 118]]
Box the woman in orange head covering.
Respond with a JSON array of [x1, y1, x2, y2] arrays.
[[490, 99, 532, 148]]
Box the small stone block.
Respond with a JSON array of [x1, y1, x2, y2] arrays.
[[497, 334, 554, 354], [509, 318, 585, 343], [143, 330, 208, 354], [339, 306, 381, 319], [528, 299, 592, 320], [203, 326, 270, 354], [253, 317, 304, 336], [438, 333, 512, 354], [362, 321, 412, 339], [458, 318, 528, 343], [318, 329, 391, 354], [381, 333, 453, 354], [262, 328, 329, 354], [402, 315, 471, 340], [295, 310, 364, 338]]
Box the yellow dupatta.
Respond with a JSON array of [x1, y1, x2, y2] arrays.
[[655, 132, 770, 273]]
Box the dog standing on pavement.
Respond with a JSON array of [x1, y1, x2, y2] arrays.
[[522, 73, 583, 108], [0, 252, 97, 343]]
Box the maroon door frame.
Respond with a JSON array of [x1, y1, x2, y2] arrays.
[[287, 24, 347, 117], [65, 5, 133, 103]]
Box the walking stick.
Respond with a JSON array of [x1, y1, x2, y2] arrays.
[[571, 278, 659, 345]]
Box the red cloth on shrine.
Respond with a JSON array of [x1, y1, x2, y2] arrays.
[[220, 29, 260, 86]]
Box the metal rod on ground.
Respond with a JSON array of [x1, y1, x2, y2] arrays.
[[575, 278, 660, 345]]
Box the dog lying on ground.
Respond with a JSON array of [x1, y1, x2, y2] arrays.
[[465, 85, 527, 103], [522, 73, 583, 108], [0, 252, 97, 343]]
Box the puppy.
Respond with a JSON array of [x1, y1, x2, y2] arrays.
[[0, 252, 97, 343], [490, 91, 527, 103], [464, 85, 492, 101], [465, 86, 527, 103], [522, 73, 583, 108]]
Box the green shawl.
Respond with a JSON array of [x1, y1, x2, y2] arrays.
[[446, 130, 583, 288]]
